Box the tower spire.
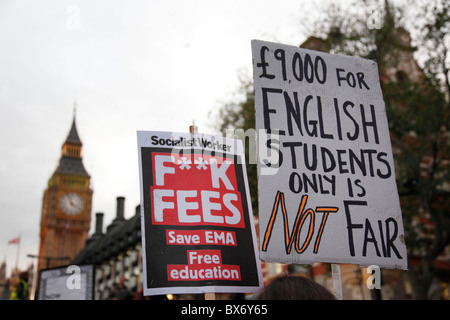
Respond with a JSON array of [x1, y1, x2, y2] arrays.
[[66, 101, 82, 145], [73, 100, 77, 119]]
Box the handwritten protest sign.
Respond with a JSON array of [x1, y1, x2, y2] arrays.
[[252, 40, 407, 269], [137, 131, 263, 296]]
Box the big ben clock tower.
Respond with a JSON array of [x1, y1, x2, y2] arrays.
[[37, 113, 93, 273]]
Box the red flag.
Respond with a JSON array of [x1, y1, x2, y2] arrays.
[[8, 237, 20, 245]]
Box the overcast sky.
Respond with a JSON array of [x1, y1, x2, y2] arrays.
[[0, 0, 326, 275]]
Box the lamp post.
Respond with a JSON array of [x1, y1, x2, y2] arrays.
[[27, 254, 71, 269]]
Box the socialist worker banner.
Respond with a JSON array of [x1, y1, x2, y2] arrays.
[[137, 131, 263, 296]]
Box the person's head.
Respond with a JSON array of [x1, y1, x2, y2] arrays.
[[19, 271, 28, 282], [257, 275, 336, 300]]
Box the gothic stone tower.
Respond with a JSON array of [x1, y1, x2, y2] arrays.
[[37, 115, 93, 273]]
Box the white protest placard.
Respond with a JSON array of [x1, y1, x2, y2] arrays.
[[36, 265, 94, 300], [137, 131, 263, 296], [252, 40, 407, 269]]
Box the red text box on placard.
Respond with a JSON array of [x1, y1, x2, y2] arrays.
[[167, 250, 241, 281], [150, 153, 245, 228], [166, 229, 237, 246]]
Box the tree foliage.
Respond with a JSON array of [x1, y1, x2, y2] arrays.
[[212, 0, 449, 299], [211, 71, 258, 215], [304, 0, 450, 299]]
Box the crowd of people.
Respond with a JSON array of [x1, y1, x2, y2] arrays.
[[1, 271, 29, 300], [2, 272, 336, 300]]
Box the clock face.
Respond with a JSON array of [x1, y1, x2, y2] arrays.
[[60, 193, 84, 215]]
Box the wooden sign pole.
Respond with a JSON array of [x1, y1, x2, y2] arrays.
[[189, 123, 216, 301], [331, 263, 343, 300], [189, 122, 198, 134], [204, 292, 216, 300]]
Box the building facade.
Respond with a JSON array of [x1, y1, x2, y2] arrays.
[[73, 197, 143, 300]]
